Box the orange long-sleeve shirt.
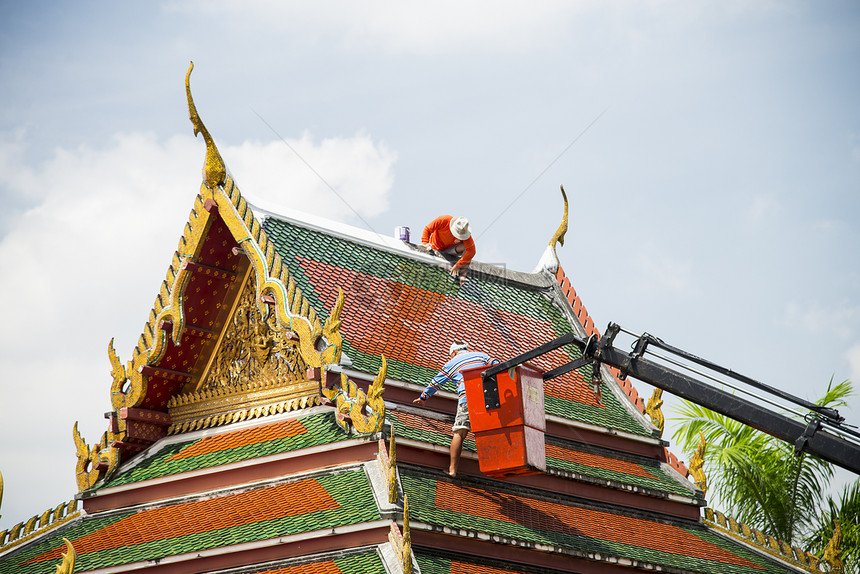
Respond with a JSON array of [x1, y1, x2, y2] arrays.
[[421, 215, 476, 270]]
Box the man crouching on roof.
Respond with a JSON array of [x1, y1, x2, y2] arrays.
[[413, 341, 499, 477], [421, 215, 475, 286]]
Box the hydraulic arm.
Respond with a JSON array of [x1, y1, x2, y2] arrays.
[[480, 323, 860, 475]]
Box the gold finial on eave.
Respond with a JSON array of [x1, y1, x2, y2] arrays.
[[56, 537, 76, 574], [402, 494, 413, 574], [0, 469, 4, 520], [823, 520, 844, 573], [550, 185, 569, 254], [688, 432, 708, 497], [185, 61, 227, 190], [645, 388, 665, 437], [388, 432, 398, 504]]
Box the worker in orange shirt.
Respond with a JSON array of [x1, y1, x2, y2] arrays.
[[421, 215, 475, 285]]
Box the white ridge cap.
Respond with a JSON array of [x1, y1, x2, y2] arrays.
[[244, 193, 438, 263], [244, 193, 553, 288]]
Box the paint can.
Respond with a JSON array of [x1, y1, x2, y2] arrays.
[[395, 226, 410, 242]]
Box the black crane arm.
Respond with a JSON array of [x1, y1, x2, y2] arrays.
[[481, 323, 860, 475]]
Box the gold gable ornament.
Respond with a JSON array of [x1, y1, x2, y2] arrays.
[[166, 278, 320, 433], [55, 538, 76, 574], [687, 432, 708, 497], [388, 494, 413, 574], [186, 61, 226, 191], [644, 388, 665, 437], [549, 185, 569, 256], [822, 520, 844, 573], [323, 356, 388, 434], [73, 64, 388, 491]]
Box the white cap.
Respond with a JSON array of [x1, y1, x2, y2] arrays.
[[449, 341, 468, 355], [449, 216, 471, 240]]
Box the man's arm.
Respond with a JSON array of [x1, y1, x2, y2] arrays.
[[414, 370, 450, 404], [452, 236, 476, 270]]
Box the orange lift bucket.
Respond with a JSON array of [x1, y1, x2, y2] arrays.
[[462, 363, 546, 478]]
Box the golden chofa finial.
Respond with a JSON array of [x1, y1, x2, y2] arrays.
[[56, 538, 76, 574], [185, 61, 227, 191], [534, 185, 569, 273], [550, 184, 569, 253], [0, 469, 4, 521]]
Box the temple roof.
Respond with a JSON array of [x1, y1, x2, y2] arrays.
[[0, 67, 822, 573], [259, 212, 650, 434]]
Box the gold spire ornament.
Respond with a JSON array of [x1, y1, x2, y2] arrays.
[[688, 432, 708, 497], [55, 538, 76, 574], [549, 185, 569, 255], [644, 388, 665, 437], [823, 520, 844, 573], [388, 432, 397, 504], [535, 185, 569, 273], [323, 356, 388, 434], [402, 494, 413, 574], [186, 61, 226, 191]]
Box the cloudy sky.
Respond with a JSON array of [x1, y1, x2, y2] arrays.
[[1, 1, 858, 529]]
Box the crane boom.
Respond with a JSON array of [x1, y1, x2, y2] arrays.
[[480, 323, 860, 475]]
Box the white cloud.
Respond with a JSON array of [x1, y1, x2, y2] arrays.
[[224, 132, 395, 221], [169, 0, 601, 54], [165, 0, 793, 57], [0, 128, 395, 529]]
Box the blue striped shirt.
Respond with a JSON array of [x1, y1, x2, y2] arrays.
[[423, 351, 499, 405]]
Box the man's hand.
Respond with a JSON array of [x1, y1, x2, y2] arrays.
[[450, 267, 468, 286], [413, 396, 425, 405]]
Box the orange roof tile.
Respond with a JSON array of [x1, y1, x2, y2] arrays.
[[545, 443, 656, 479], [299, 258, 599, 407], [435, 481, 761, 569], [28, 478, 337, 563], [168, 418, 307, 460]]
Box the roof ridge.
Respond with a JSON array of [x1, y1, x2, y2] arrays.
[[252, 200, 555, 289]]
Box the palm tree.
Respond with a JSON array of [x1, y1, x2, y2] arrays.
[[671, 378, 858, 572]]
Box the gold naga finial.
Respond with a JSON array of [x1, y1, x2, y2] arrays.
[[388, 432, 398, 504], [823, 520, 844, 573], [55, 538, 76, 574], [0, 469, 4, 520], [550, 185, 569, 254], [688, 432, 708, 497], [645, 388, 665, 437], [324, 355, 388, 434], [402, 494, 413, 574], [536, 185, 569, 273], [185, 61, 227, 191]]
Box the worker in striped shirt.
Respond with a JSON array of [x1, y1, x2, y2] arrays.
[[414, 341, 499, 477]]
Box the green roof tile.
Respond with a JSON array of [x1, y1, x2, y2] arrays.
[[401, 469, 795, 574], [1, 470, 379, 574], [98, 412, 348, 489], [262, 218, 651, 438]]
